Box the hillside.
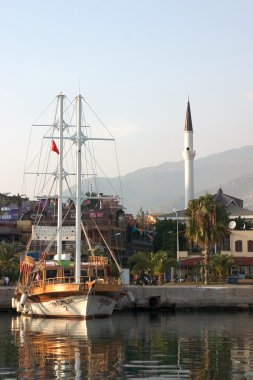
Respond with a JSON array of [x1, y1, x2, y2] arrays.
[[117, 145, 253, 214], [89, 146, 253, 215]]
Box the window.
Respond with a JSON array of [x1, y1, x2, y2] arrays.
[[248, 240, 253, 252], [46, 270, 57, 279], [235, 240, 242, 252]]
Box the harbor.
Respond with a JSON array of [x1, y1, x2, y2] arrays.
[[1, 2, 253, 379], [3, 309, 253, 379], [2, 284, 253, 312]]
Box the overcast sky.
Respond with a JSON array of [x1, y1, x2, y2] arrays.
[[1, 0, 252, 195]]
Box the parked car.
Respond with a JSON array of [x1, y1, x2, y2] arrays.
[[176, 275, 186, 282], [226, 275, 238, 284]]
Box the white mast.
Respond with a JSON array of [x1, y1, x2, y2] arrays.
[[57, 94, 64, 261], [75, 95, 82, 283]]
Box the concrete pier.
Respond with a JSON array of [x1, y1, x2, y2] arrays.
[[117, 284, 253, 311], [0, 287, 15, 311], [2, 285, 253, 312]]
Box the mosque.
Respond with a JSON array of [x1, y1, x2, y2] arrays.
[[164, 100, 253, 279]]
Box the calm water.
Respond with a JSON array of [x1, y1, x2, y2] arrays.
[[1, 311, 253, 379]]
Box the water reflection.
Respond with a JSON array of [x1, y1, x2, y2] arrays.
[[9, 312, 253, 379], [11, 316, 119, 379]]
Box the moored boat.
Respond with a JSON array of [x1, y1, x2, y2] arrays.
[[13, 93, 130, 318]]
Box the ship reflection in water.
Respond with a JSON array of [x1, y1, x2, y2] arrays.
[[10, 312, 253, 379], [11, 316, 119, 379]]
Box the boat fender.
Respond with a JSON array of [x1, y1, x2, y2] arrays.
[[20, 293, 27, 306], [23, 304, 30, 314], [16, 302, 21, 313], [12, 297, 17, 309], [126, 291, 135, 303]]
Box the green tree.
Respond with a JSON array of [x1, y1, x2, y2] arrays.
[[0, 242, 20, 282], [128, 252, 151, 276], [0, 193, 10, 215], [153, 219, 187, 253], [232, 216, 253, 230], [185, 193, 228, 285], [135, 207, 150, 229], [151, 250, 178, 284], [210, 254, 235, 282]]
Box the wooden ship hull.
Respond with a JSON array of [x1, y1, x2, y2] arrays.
[[16, 282, 123, 318], [14, 255, 125, 319]]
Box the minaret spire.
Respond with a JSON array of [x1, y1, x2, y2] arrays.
[[184, 100, 193, 131], [182, 100, 196, 208]]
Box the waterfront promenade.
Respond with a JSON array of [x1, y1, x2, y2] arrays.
[[2, 284, 253, 312]]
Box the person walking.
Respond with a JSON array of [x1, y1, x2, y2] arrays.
[[4, 276, 9, 286]]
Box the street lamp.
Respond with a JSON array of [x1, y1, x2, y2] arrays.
[[110, 232, 122, 265], [173, 208, 179, 261]]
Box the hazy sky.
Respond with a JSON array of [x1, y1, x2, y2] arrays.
[[1, 0, 253, 196]]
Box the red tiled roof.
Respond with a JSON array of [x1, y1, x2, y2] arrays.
[[234, 257, 253, 266], [180, 256, 253, 267], [180, 257, 204, 266]]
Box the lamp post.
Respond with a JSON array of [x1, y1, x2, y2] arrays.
[[173, 209, 179, 261], [111, 232, 122, 265]]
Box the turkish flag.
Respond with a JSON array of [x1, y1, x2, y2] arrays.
[[51, 140, 59, 154]]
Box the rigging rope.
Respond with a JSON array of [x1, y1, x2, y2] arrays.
[[91, 217, 123, 274]]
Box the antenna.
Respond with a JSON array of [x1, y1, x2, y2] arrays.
[[78, 77, 81, 96], [229, 220, 236, 230]]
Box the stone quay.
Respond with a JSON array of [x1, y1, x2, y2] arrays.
[[117, 284, 253, 311]]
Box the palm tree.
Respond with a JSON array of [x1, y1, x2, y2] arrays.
[[0, 242, 20, 282], [128, 251, 151, 276], [185, 193, 228, 285], [151, 250, 178, 284], [210, 254, 235, 282]]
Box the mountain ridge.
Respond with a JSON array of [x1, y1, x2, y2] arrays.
[[118, 145, 253, 214]]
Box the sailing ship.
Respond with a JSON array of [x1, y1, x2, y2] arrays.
[[13, 94, 132, 318]]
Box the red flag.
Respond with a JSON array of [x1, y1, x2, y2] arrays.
[[51, 140, 59, 155]]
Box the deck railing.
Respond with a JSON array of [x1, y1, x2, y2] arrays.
[[31, 275, 121, 288]]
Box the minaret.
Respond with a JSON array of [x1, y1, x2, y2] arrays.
[[182, 100, 196, 208]]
